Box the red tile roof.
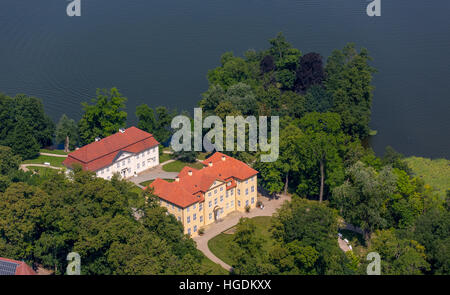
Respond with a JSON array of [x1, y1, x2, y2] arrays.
[[63, 127, 159, 171], [148, 152, 258, 208], [0, 257, 36, 275]]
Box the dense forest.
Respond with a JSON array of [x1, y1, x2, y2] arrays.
[[0, 33, 448, 274]]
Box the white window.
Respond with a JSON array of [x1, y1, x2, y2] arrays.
[[214, 189, 217, 194], [251, 186, 254, 192], [220, 187, 223, 191], [128, 158, 131, 164], [200, 216, 203, 222], [245, 188, 248, 195], [245, 179, 248, 184], [137, 163, 140, 169], [209, 213, 212, 220], [142, 161, 146, 167], [187, 207, 190, 212]]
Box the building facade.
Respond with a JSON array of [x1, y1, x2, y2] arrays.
[[149, 152, 258, 237], [63, 127, 159, 179]]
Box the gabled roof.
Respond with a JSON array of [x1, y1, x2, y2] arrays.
[[0, 257, 36, 275], [148, 152, 258, 208], [63, 127, 159, 171]]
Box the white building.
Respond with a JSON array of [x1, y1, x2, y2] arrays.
[[63, 127, 159, 180]]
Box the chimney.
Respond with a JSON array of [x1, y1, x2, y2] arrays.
[[119, 128, 125, 133], [188, 170, 192, 176], [208, 162, 213, 167], [175, 177, 179, 182], [221, 155, 226, 161], [95, 137, 101, 142]]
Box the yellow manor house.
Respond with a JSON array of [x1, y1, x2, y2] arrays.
[[148, 152, 258, 237]]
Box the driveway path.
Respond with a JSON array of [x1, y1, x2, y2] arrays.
[[193, 194, 291, 272], [128, 159, 178, 188]]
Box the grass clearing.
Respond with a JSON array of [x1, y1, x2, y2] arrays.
[[40, 149, 68, 155], [139, 179, 174, 187], [405, 156, 450, 198], [159, 153, 173, 163], [162, 160, 204, 172], [199, 252, 229, 275], [208, 216, 273, 266], [23, 155, 66, 167], [28, 166, 61, 176]]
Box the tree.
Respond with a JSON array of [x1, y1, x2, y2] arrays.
[[260, 55, 275, 73], [78, 88, 127, 145], [271, 198, 351, 274], [0, 146, 21, 175], [368, 229, 430, 275], [304, 85, 333, 113], [382, 146, 413, 175], [412, 208, 450, 274], [10, 118, 40, 160], [297, 112, 346, 202], [332, 161, 397, 242], [230, 218, 266, 275], [55, 114, 79, 152], [136, 105, 176, 144], [325, 43, 376, 138], [0, 93, 54, 151], [268, 32, 301, 71], [295, 52, 325, 93]]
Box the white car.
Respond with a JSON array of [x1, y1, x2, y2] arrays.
[[44, 162, 51, 166]]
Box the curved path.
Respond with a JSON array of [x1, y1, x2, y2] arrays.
[[193, 194, 291, 272], [128, 159, 179, 188], [39, 152, 68, 158], [20, 164, 63, 172]]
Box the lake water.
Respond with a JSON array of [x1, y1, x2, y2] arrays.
[[0, 0, 449, 158]]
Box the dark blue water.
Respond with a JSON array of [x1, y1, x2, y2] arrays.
[[0, 0, 449, 158]]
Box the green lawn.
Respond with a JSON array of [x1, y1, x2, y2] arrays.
[[162, 160, 204, 172], [23, 155, 66, 167], [208, 216, 273, 266], [197, 152, 211, 161], [40, 149, 68, 155], [159, 153, 173, 163], [405, 156, 450, 198], [199, 252, 229, 275], [28, 166, 61, 176], [139, 179, 174, 187]]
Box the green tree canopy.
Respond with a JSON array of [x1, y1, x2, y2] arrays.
[[78, 88, 127, 145]]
